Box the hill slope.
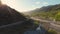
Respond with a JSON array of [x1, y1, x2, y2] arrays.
[[26, 4, 60, 21], [0, 4, 36, 34], [0, 5, 27, 25]]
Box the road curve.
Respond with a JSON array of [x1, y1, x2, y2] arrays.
[[31, 17, 60, 32]]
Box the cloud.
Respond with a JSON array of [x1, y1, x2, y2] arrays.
[[35, 1, 49, 5], [35, 2, 40, 4], [43, 2, 49, 5]]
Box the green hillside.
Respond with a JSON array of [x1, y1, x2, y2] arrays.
[[27, 4, 60, 21]]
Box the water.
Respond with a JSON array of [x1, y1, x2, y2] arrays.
[[24, 24, 46, 34]]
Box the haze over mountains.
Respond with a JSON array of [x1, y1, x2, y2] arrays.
[[24, 4, 60, 21], [0, 0, 60, 34], [25, 4, 60, 14]]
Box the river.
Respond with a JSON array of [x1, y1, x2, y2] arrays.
[[24, 24, 46, 34]]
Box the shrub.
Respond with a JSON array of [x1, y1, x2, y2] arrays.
[[47, 29, 57, 34]]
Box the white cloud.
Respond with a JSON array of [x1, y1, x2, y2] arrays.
[[43, 2, 49, 5], [35, 1, 49, 5], [35, 2, 40, 4]]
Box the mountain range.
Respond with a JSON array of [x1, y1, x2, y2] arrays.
[[24, 4, 60, 21]]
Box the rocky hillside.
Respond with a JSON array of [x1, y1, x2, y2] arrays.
[[0, 5, 27, 25], [0, 5, 36, 34]]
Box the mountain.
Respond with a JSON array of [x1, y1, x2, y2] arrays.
[[36, 4, 60, 12], [0, 4, 36, 34], [0, 5, 27, 25], [25, 4, 60, 21], [24, 4, 60, 14]]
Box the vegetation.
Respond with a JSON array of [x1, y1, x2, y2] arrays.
[[27, 4, 60, 21], [34, 20, 39, 25], [47, 29, 57, 34], [55, 11, 60, 21]]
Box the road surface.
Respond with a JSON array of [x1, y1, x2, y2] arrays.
[[31, 17, 60, 32]]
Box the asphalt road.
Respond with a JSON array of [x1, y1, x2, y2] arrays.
[[31, 17, 60, 32]]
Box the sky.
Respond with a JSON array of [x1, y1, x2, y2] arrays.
[[1, 0, 60, 12]]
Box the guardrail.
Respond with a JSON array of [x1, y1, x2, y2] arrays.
[[0, 21, 25, 28]]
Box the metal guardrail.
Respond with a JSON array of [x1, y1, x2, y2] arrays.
[[0, 21, 25, 28]]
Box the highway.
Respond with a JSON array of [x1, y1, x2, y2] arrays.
[[31, 17, 60, 32], [0, 17, 60, 33]]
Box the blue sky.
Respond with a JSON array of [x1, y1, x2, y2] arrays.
[[1, 0, 60, 12]]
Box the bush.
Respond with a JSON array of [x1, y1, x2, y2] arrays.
[[34, 20, 39, 25], [47, 29, 57, 34]]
